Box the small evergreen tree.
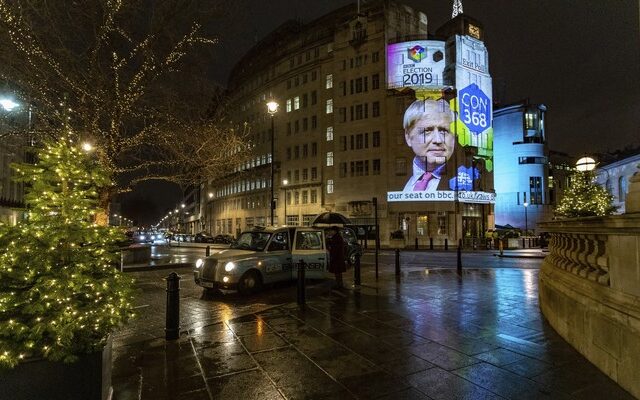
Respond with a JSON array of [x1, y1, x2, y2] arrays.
[[0, 135, 134, 368], [555, 170, 616, 218]]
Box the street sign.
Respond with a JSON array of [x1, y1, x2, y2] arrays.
[[458, 83, 491, 133]]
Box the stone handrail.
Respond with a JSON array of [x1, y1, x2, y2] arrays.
[[538, 213, 640, 398]]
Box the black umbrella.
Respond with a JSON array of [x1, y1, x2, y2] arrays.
[[311, 212, 352, 227]]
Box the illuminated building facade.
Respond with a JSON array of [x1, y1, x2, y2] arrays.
[[204, 1, 496, 246]]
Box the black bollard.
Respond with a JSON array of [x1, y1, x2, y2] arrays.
[[165, 272, 181, 340], [430, 237, 434, 250], [522, 238, 526, 248], [297, 259, 306, 305], [206, 245, 210, 257], [457, 239, 462, 274], [415, 237, 418, 250], [395, 248, 401, 277], [354, 253, 361, 286], [528, 238, 532, 248], [444, 238, 448, 251]]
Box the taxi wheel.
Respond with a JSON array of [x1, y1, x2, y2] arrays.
[[238, 270, 262, 295]]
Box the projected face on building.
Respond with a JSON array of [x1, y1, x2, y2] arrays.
[[402, 99, 456, 192]]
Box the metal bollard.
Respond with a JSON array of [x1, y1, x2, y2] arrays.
[[354, 253, 361, 286], [528, 238, 532, 248], [395, 248, 401, 277], [499, 239, 504, 256], [429, 237, 434, 250], [297, 259, 306, 305], [522, 238, 526, 248], [457, 239, 462, 274], [165, 272, 181, 340], [444, 238, 448, 251], [206, 245, 210, 257], [415, 237, 418, 250]]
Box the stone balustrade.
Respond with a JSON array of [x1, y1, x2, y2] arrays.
[[538, 214, 640, 398]]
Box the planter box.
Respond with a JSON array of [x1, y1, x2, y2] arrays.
[[0, 336, 113, 400], [121, 245, 151, 264]]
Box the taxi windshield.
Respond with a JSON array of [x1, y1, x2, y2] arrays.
[[231, 231, 272, 252]]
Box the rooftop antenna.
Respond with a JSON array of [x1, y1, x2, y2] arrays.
[[452, 0, 463, 18]]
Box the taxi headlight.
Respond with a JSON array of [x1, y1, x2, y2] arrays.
[[139, 235, 146, 241], [195, 259, 204, 269], [224, 262, 236, 272]]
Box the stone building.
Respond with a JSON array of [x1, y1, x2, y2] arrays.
[[203, 1, 496, 246], [595, 153, 640, 214]]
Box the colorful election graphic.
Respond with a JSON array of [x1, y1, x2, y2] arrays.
[[386, 87, 494, 204], [387, 41, 446, 89]]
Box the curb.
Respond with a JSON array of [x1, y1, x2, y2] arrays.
[[493, 253, 547, 259], [122, 262, 193, 273]]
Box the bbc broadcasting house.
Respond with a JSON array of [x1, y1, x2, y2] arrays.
[[201, 1, 496, 247]]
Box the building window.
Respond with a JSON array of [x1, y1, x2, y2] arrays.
[[373, 131, 380, 147], [303, 118, 308, 131], [618, 176, 628, 201], [294, 120, 300, 133], [372, 101, 380, 117], [286, 215, 299, 226], [326, 99, 333, 114], [326, 74, 333, 89], [294, 191, 300, 204], [395, 158, 407, 175], [286, 99, 292, 112], [530, 176, 542, 205], [372, 73, 380, 89], [339, 162, 347, 177], [372, 51, 380, 62], [311, 142, 317, 156], [518, 156, 547, 164], [373, 159, 381, 175], [338, 107, 346, 122], [294, 146, 300, 159], [311, 189, 318, 203], [311, 115, 317, 129], [303, 144, 308, 157], [302, 190, 308, 204], [311, 70, 317, 80], [286, 148, 291, 160], [294, 96, 300, 110], [311, 90, 317, 105], [302, 93, 308, 107], [302, 168, 308, 181], [417, 215, 429, 236], [326, 152, 334, 166], [326, 126, 334, 141], [327, 179, 334, 193], [286, 122, 291, 135], [437, 212, 447, 235]]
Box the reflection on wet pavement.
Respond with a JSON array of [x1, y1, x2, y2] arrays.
[[112, 267, 635, 399]]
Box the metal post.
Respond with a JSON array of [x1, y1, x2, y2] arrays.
[[522, 238, 526, 248], [270, 115, 275, 226], [206, 245, 210, 257], [415, 237, 418, 250], [165, 272, 181, 340], [499, 239, 504, 256], [457, 239, 462, 274], [354, 253, 361, 287], [395, 248, 400, 277], [297, 259, 306, 305], [430, 237, 433, 250], [444, 238, 448, 251], [373, 197, 379, 280]]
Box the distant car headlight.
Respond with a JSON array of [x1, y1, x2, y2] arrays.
[[224, 262, 236, 272], [139, 235, 146, 240], [195, 259, 204, 269], [151, 235, 156, 240]]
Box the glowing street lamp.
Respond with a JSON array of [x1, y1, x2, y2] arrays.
[[267, 100, 279, 225], [523, 202, 529, 235], [576, 157, 596, 172], [0, 98, 19, 112], [81, 142, 94, 152], [282, 179, 289, 225]]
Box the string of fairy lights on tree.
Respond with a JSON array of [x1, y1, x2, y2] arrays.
[[555, 170, 616, 218], [0, 133, 134, 368]]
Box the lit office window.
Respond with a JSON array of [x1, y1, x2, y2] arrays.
[[286, 99, 292, 112], [326, 151, 334, 166], [326, 99, 333, 114], [294, 96, 300, 110], [327, 179, 334, 194], [326, 126, 334, 141], [326, 74, 333, 89]]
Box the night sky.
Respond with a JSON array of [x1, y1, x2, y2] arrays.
[[122, 0, 640, 225]]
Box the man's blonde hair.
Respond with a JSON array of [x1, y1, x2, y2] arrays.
[[403, 99, 454, 133]]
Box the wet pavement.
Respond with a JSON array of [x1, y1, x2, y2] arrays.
[[111, 263, 635, 399]]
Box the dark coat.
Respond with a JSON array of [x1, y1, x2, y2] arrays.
[[327, 233, 346, 273]]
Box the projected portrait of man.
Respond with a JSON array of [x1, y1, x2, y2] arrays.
[[402, 99, 455, 192]]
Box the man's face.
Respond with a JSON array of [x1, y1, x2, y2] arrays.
[[405, 111, 455, 171]]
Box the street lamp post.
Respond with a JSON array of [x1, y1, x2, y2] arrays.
[[282, 179, 289, 225], [523, 202, 529, 235], [267, 100, 279, 226]]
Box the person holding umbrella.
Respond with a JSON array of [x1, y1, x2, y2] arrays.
[[326, 226, 346, 289]]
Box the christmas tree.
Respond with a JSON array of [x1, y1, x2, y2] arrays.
[[555, 170, 616, 218], [0, 134, 135, 368]]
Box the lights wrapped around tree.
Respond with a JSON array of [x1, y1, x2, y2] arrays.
[[555, 170, 616, 218], [0, 134, 134, 368]]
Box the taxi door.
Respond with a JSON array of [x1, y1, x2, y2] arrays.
[[291, 229, 327, 280]]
